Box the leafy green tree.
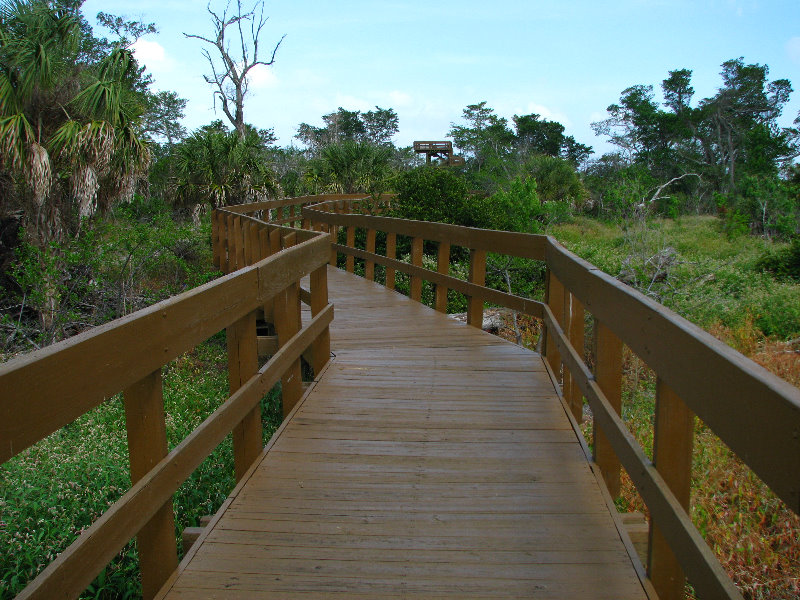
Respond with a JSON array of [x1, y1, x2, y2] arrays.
[[143, 90, 187, 148], [448, 101, 515, 177], [523, 154, 588, 207], [592, 58, 799, 208], [296, 106, 398, 153], [448, 101, 592, 193], [513, 113, 592, 165]]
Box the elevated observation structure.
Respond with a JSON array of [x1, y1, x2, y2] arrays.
[[413, 140, 465, 166]]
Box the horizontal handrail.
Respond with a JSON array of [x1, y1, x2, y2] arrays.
[[2, 208, 333, 599], [332, 242, 544, 318], [298, 196, 800, 600], [545, 239, 800, 514], [16, 305, 333, 600], [0, 230, 329, 464], [304, 204, 548, 259]]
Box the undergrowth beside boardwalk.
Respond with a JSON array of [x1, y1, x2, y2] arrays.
[[488, 215, 800, 599], [0, 338, 282, 599]]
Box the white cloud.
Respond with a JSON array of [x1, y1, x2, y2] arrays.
[[387, 90, 413, 108], [246, 63, 279, 90], [131, 39, 167, 69], [786, 37, 800, 64]]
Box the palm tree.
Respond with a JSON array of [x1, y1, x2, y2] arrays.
[[0, 0, 151, 328], [312, 140, 392, 195], [173, 123, 278, 217]]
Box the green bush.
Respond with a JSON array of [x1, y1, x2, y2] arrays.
[[488, 176, 572, 233], [719, 175, 800, 239], [755, 237, 800, 282]]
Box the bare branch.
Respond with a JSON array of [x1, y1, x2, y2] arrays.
[[646, 173, 701, 204], [184, 0, 284, 136]]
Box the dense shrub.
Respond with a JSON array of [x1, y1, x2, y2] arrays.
[[755, 237, 800, 282], [719, 175, 799, 239], [488, 176, 572, 233]]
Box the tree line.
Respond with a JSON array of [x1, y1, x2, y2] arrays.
[[1, 0, 798, 351]]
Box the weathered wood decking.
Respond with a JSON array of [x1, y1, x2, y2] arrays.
[[158, 268, 648, 599]]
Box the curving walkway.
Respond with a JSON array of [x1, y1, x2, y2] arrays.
[[157, 268, 648, 599]]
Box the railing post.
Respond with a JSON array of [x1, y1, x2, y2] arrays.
[[310, 264, 331, 376], [466, 249, 486, 327], [410, 236, 423, 302], [329, 221, 339, 267], [385, 232, 397, 290], [435, 241, 450, 313], [274, 233, 303, 417], [211, 209, 220, 269], [544, 270, 564, 377], [123, 370, 177, 600], [346, 225, 355, 273], [364, 228, 376, 281], [260, 229, 275, 324], [593, 318, 623, 497], [218, 211, 229, 273], [649, 378, 694, 600], [227, 310, 261, 481], [243, 220, 253, 265], [226, 214, 236, 272], [566, 293, 585, 422], [233, 215, 245, 271]]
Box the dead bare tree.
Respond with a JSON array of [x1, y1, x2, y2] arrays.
[[184, 1, 285, 138]]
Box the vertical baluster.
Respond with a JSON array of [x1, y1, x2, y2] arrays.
[[226, 214, 236, 272], [410, 237, 423, 302], [435, 241, 450, 313], [274, 233, 303, 417], [385, 233, 397, 290], [219, 212, 229, 273], [346, 226, 355, 273], [243, 220, 253, 266], [310, 264, 331, 376], [260, 229, 275, 324], [567, 294, 585, 422], [123, 370, 177, 600], [227, 310, 261, 481], [329, 207, 339, 267], [211, 209, 220, 269], [593, 319, 623, 497], [544, 271, 565, 378], [234, 216, 245, 271], [466, 249, 486, 327], [649, 378, 694, 600], [562, 292, 572, 397], [365, 228, 376, 281]]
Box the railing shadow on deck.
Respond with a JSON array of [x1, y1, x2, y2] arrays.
[[2, 193, 799, 600]]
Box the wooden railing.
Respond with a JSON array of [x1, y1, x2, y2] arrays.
[[300, 197, 800, 600], [3, 193, 799, 600], [0, 216, 332, 599]]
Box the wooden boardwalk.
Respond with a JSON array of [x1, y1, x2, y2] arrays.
[[158, 268, 648, 599]]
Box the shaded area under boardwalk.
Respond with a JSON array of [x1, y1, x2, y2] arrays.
[[158, 268, 647, 599]]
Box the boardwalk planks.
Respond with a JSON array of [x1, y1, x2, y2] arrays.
[[157, 269, 648, 599]]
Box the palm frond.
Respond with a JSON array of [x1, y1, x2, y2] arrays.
[[0, 110, 33, 170]]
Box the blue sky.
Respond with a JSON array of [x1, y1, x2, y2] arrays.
[[81, 0, 800, 156]]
